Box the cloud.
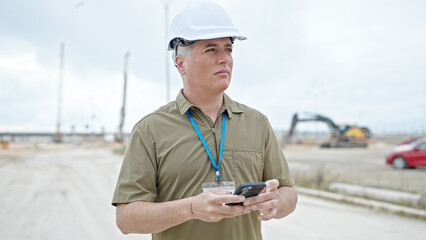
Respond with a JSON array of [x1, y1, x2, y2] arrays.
[[1, 0, 425, 134], [0, 37, 57, 131]]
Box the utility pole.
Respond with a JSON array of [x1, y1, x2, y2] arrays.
[[164, 0, 171, 102], [115, 51, 130, 142], [53, 42, 64, 143]]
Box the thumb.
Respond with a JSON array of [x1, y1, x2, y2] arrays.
[[266, 179, 279, 192]]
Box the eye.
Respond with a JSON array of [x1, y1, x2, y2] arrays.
[[226, 48, 233, 53], [205, 48, 215, 53]]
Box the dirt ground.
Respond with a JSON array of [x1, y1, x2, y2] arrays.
[[0, 142, 144, 240], [1, 140, 426, 239]]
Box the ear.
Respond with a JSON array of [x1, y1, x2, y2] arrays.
[[175, 55, 186, 75]]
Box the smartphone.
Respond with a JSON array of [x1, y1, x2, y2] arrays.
[[227, 182, 266, 205]]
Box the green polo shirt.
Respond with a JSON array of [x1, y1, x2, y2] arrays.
[[112, 90, 294, 240]]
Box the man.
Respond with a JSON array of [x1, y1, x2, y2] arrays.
[[112, 1, 297, 239]]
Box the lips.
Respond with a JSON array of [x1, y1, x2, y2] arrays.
[[215, 69, 230, 76]]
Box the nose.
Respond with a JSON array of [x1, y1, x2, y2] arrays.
[[218, 49, 232, 64]]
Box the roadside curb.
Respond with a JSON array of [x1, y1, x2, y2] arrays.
[[328, 182, 421, 206], [296, 187, 426, 219]]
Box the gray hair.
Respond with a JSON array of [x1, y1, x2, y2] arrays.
[[171, 38, 195, 66]]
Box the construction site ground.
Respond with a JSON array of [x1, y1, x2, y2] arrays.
[[1, 139, 426, 239]]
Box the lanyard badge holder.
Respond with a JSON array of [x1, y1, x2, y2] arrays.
[[186, 110, 236, 194], [202, 181, 235, 194]]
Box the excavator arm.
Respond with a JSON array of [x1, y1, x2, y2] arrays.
[[287, 113, 341, 138], [286, 113, 369, 148]]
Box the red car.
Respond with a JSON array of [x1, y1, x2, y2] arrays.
[[386, 137, 426, 169], [397, 136, 423, 145]]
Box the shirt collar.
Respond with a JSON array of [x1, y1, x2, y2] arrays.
[[176, 89, 244, 118]]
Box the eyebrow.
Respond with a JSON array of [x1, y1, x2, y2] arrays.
[[203, 43, 233, 49]]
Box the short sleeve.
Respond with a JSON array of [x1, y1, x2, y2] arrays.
[[111, 123, 158, 206], [261, 114, 295, 187]]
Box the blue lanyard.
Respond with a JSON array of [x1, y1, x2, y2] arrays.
[[186, 110, 226, 182]]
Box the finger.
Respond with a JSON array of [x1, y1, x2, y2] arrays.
[[243, 191, 279, 206], [218, 194, 246, 205], [265, 179, 279, 192], [249, 198, 278, 212], [223, 204, 251, 214], [208, 189, 232, 195], [243, 195, 264, 206], [206, 190, 235, 203], [217, 204, 252, 219], [259, 187, 267, 194], [201, 199, 249, 217], [218, 208, 252, 219], [221, 195, 246, 203], [259, 208, 272, 216], [258, 208, 277, 221]]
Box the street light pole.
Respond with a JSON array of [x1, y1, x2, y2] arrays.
[[164, 0, 171, 103], [116, 51, 131, 142], [53, 42, 64, 143]]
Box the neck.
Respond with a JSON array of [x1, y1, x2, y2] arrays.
[[183, 88, 223, 122]]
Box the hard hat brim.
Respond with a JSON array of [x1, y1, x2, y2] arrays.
[[168, 34, 247, 51]]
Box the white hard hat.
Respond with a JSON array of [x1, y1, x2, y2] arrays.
[[167, 0, 247, 51]]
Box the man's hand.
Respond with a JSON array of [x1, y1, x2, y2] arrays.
[[242, 179, 297, 221], [191, 189, 252, 222], [116, 189, 252, 234]]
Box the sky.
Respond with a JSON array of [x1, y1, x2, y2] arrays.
[[0, 0, 425, 135]]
